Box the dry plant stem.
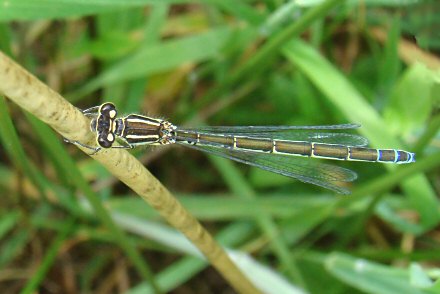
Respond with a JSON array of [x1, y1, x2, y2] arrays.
[[0, 51, 261, 294]]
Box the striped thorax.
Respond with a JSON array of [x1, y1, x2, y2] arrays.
[[90, 102, 176, 149]]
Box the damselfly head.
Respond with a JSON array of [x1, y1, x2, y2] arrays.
[[91, 103, 119, 148]]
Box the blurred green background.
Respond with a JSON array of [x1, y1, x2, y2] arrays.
[[0, 0, 439, 293]]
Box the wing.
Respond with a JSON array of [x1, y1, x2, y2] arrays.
[[177, 124, 367, 147], [180, 123, 361, 132], [176, 141, 356, 194]]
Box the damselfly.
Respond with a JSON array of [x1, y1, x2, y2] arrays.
[[67, 102, 415, 194]]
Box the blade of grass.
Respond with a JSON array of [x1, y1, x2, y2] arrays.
[[206, 0, 265, 25], [0, 211, 19, 240], [127, 222, 256, 293], [123, 3, 169, 114], [336, 151, 440, 240], [0, 0, 267, 22], [347, 151, 440, 204], [69, 26, 243, 101], [207, 154, 307, 287], [129, 257, 206, 294], [0, 229, 30, 268], [194, 0, 345, 112], [116, 214, 303, 294], [229, 0, 344, 82], [108, 193, 332, 221], [413, 113, 440, 156], [80, 254, 113, 292], [0, 97, 49, 201], [325, 252, 426, 294], [260, 1, 301, 36], [0, 0, 184, 21], [0, 23, 12, 54], [283, 38, 439, 230], [377, 17, 401, 99], [20, 218, 76, 294], [341, 149, 440, 241]]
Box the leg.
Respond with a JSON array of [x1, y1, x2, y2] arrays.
[[112, 139, 134, 149], [111, 145, 134, 149], [75, 106, 100, 119], [63, 137, 101, 154], [63, 137, 133, 154], [81, 105, 100, 115]]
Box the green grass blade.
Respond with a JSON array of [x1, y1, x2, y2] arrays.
[[109, 193, 332, 221], [326, 252, 427, 294], [205, 0, 265, 24], [69, 26, 241, 100], [0, 97, 49, 199], [127, 222, 256, 293], [123, 3, 169, 114], [194, 0, 345, 111], [283, 39, 440, 230], [128, 257, 207, 294], [20, 218, 76, 294], [0, 211, 19, 240], [0, 0, 184, 21], [0, 229, 30, 268], [208, 155, 306, 286]]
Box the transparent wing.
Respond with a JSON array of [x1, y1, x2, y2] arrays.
[[176, 140, 356, 194], [180, 123, 361, 132], [178, 124, 367, 147]]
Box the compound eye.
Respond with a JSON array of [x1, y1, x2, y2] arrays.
[[100, 103, 117, 118], [97, 133, 113, 148]]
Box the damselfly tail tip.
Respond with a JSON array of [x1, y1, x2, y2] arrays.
[[398, 151, 416, 164], [409, 152, 416, 163]]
